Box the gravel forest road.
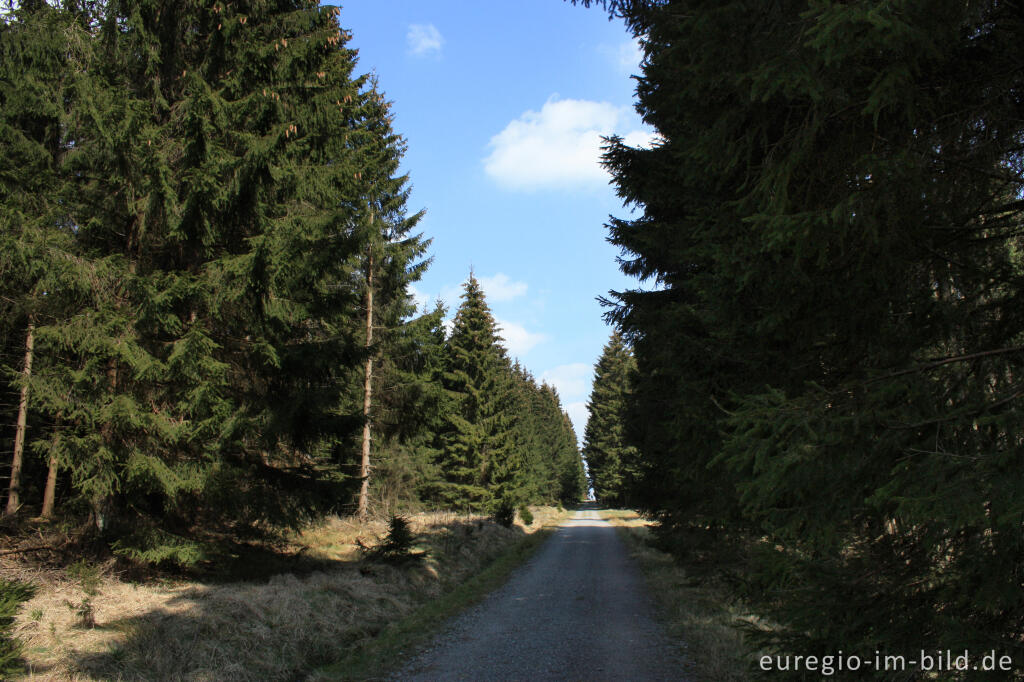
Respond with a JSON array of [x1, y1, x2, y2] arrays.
[[390, 505, 689, 681]]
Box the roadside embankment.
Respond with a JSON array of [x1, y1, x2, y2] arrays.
[[9, 507, 566, 680]]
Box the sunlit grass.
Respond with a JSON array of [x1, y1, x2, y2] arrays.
[[12, 507, 570, 680]]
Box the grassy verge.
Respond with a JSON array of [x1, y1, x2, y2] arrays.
[[312, 522, 558, 680], [600, 509, 761, 681], [10, 507, 568, 680]]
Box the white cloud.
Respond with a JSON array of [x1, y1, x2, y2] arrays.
[[541, 363, 592, 401], [495, 317, 546, 357], [598, 38, 644, 77], [624, 129, 659, 149], [483, 96, 654, 191], [408, 285, 430, 313], [565, 401, 589, 444], [478, 273, 528, 302], [439, 283, 464, 307], [407, 23, 443, 57], [617, 39, 644, 75]]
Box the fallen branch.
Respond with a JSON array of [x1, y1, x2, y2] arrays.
[[0, 545, 56, 557]]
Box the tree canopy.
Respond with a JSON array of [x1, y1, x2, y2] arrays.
[[592, 0, 1024, 667], [431, 273, 585, 513], [0, 2, 588, 567]]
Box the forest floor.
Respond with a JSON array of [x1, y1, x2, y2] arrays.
[[4, 506, 567, 680], [600, 509, 764, 681], [380, 505, 690, 681]]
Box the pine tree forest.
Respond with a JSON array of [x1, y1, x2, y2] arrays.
[[0, 0, 584, 569], [576, 0, 1024, 673], [4, 0, 1024, 678]]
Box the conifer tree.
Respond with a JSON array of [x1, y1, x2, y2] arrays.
[[352, 84, 429, 518], [434, 274, 512, 510], [582, 332, 638, 507], [489, 363, 534, 508], [0, 2, 91, 518], [579, 0, 1024, 664], [539, 384, 586, 506], [0, 0, 425, 560], [495, 364, 585, 508], [369, 301, 447, 513]]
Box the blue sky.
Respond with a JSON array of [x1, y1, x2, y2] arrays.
[[334, 1, 650, 439]]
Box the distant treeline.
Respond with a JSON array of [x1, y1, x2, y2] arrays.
[[578, 0, 1024, 675], [0, 0, 584, 565]]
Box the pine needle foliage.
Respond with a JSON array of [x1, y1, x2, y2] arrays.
[[492, 498, 516, 528], [0, 578, 34, 679], [63, 0, 398, 547], [434, 274, 512, 510], [1, 0, 578, 566], [582, 332, 640, 506], [361, 514, 421, 564], [369, 302, 449, 514], [0, 1, 429, 562], [431, 274, 585, 512], [587, 0, 1024, 670], [0, 0, 92, 519]]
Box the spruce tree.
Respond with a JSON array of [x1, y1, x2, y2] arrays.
[[582, 332, 638, 507], [369, 301, 448, 513], [490, 363, 534, 508], [539, 383, 586, 506], [352, 82, 429, 518], [0, 2, 91, 518], [434, 274, 513, 511], [0, 0, 424, 561], [579, 0, 1024, 664], [484, 364, 584, 508]]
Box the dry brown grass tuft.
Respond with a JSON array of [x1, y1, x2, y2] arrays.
[[11, 507, 562, 681]]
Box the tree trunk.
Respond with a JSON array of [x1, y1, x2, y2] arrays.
[[41, 419, 60, 518], [358, 247, 374, 520], [5, 321, 35, 517]]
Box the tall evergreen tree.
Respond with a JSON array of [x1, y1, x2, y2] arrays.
[[497, 364, 585, 508], [433, 273, 512, 510], [351, 81, 429, 519], [0, 0, 425, 562], [368, 301, 448, 513], [578, 0, 1024, 665], [582, 332, 638, 507], [0, 2, 91, 518], [489, 363, 534, 509], [539, 383, 587, 506]]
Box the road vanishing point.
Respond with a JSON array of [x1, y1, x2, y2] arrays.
[[391, 504, 689, 681]]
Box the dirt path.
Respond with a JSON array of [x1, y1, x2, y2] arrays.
[[390, 505, 689, 681]]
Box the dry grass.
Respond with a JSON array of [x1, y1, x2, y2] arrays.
[[601, 509, 761, 682], [10, 507, 565, 681]]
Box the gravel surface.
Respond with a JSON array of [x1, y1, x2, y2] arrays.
[[390, 507, 689, 681]]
